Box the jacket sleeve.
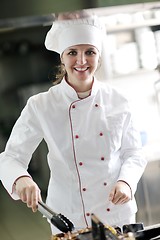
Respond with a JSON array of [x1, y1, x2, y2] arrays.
[[117, 110, 147, 196], [0, 97, 43, 199]]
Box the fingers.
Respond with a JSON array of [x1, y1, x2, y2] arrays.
[[110, 192, 130, 204], [24, 186, 40, 212], [109, 181, 131, 205], [15, 177, 41, 212]]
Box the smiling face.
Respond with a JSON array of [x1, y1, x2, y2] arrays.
[[61, 44, 100, 92]]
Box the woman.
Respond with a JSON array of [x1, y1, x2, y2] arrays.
[[0, 15, 147, 235]]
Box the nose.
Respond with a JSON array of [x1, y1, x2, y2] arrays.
[[76, 52, 87, 65]]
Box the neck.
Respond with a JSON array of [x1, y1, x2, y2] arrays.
[[65, 76, 94, 92]]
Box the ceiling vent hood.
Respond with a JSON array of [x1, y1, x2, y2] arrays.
[[0, 14, 55, 32], [0, 1, 160, 33], [0, 0, 98, 32]]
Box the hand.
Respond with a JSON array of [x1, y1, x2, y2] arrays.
[[109, 181, 132, 205], [15, 176, 42, 212]]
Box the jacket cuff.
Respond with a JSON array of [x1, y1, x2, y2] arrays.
[[11, 175, 32, 196]]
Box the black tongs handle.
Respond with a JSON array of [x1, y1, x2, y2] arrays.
[[38, 201, 74, 233]]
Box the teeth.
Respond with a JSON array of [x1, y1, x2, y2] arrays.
[[75, 67, 88, 71]]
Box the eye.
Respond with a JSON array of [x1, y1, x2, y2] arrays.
[[67, 50, 77, 56], [86, 49, 96, 55]]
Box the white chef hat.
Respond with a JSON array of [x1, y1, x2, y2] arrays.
[[45, 15, 109, 81]]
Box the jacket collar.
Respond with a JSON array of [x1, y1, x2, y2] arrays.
[[59, 78, 100, 101]]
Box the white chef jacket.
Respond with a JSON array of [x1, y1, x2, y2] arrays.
[[0, 78, 147, 233]]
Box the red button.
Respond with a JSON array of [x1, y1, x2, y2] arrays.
[[82, 188, 86, 191], [103, 182, 107, 186], [101, 157, 104, 161], [86, 213, 90, 216], [72, 105, 76, 108], [100, 132, 103, 136], [95, 104, 99, 107], [106, 208, 110, 212], [79, 162, 83, 166], [75, 135, 79, 139]]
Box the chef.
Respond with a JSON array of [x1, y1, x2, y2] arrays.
[[0, 15, 147, 234]]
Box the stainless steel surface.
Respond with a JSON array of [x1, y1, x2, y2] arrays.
[[38, 201, 54, 220], [136, 160, 160, 226]]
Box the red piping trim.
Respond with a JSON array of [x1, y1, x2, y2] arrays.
[[69, 100, 88, 228]]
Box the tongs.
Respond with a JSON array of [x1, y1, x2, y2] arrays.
[[38, 201, 75, 233]]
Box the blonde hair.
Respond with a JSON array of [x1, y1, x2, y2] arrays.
[[49, 63, 66, 85]]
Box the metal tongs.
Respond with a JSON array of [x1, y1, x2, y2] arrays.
[[38, 201, 75, 233]]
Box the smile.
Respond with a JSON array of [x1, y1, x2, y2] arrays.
[[74, 67, 89, 72]]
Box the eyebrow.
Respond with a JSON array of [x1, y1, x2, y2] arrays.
[[67, 47, 96, 51], [67, 48, 77, 51]]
